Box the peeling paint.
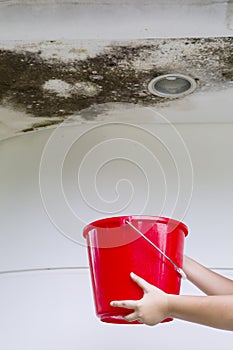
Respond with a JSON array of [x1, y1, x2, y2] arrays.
[[0, 37, 233, 126]]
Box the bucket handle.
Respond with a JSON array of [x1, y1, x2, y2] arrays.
[[125, 220, 186, 280]]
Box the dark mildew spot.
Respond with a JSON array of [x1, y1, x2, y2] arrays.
[[0, 37, 232, 125]]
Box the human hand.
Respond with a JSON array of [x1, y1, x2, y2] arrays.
[[110, 272, 170, 325]]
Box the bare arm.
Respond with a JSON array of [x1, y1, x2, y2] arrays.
[[169, 294, 233, 331], [183, 256, 233, 295], [110, 272, 233, 331]]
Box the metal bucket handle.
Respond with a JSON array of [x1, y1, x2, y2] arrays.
[[126, 220, 186, 280]]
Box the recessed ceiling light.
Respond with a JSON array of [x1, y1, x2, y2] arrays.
[[148, 73, 197, 98]]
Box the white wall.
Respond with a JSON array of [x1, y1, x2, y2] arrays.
[[0, 269, 232, 350], [0, 121, 233, 349]]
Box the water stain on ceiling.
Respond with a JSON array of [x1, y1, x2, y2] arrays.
[[0, 37, 233, 133]]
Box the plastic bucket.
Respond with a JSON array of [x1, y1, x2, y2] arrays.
[[83, 215, 188, 324]]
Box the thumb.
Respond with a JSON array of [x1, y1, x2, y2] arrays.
[[130, 272, 153, 293]]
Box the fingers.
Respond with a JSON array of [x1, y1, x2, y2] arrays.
[[110, 300, 142, 323], [109, 306, 142, 323], [123, 311, 142, 323], [110, 300, 137, 309], [130, 272, 151, 293]]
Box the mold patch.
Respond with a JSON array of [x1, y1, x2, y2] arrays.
[[0, 37, 233, 121]]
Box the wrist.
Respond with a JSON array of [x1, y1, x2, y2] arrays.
[[167, 294, 180, 318], [183, 255, 191, 270]]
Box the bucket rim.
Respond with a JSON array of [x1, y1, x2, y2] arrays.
[[83, 215, 188, 238]]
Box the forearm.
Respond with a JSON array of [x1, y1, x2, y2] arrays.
[[168, 294, 233, 331], [183, 256, 233, 295]]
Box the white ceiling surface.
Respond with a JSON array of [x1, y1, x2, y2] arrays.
[[0, 2, 233, 269], [1, 123, 233, 271], [2, 86, 233, 141], [1, 75, 233, 140], [0, 1, 233, 140], [0, 2, 233, 266], [0, 0, 233, 41]]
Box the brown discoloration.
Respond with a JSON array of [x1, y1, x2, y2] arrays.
[[21, 119, 62, 132], [0, 37, 232, 123]]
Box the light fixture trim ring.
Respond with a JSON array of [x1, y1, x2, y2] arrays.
[[148, 73, 197, 98]]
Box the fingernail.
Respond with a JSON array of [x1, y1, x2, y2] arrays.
[[130, 272, 135, 278], [110, 302, 115, 306]]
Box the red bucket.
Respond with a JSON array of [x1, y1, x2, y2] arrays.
[[83, 215, 188, 324]]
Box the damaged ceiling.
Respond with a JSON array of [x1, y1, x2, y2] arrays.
[[0, 1, 233, 140]]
